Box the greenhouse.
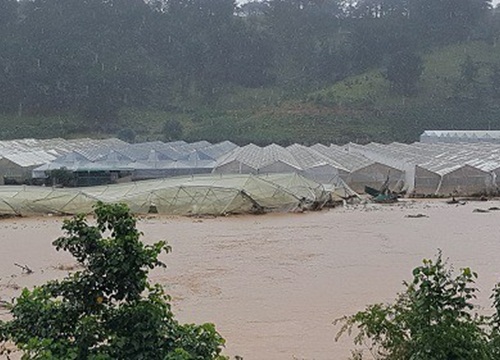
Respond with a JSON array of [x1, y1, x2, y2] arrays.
[[0, 138, 127, 184], [286, 144, 349, 184], [420, 130, 500, 144], [0, 173, 329, 217], [311, 144, 404, 193], [348, 142, 496, 195], [4, 136, 500, 198], [32, 140, 238, 185], [213, 143, 302, 175]]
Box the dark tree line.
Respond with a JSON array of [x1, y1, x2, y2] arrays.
[[0, 0, 495, 123]]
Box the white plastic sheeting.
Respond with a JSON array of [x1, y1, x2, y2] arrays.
[[0, 173, 329, 217], [420, 131, 500, 144], [33, 140, 239, 181], [286, 144, 349, 184], [213, 143, 302, 174], [312, 144, 404, 193], [0, 138, 127, 184], [348, 142, 496, 195]]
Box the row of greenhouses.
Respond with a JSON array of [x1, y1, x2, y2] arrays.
[[1, 137, 498, 197], [15, 139, 397, 192], [420, 130, 500, 144], [212, 143, 403, 193], [32, 140, 238, 185], [0, 138, 128, 185], [348, 142, 500, 195]]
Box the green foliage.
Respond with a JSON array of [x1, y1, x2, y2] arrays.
[[490, 65, 500, 98], [0, 0, 498, 144], [336, 252, 500, 359], [162, 119, 184, 142], [116, 128, 136, 143], [0, 202, 227, 360], [383, 51, 424, 96], [46, 168, 75, 187]]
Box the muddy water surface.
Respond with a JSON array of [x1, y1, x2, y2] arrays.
[[2, 200, 500, 359]]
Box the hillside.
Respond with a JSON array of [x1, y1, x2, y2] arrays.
[[2, 41, 500, 145]]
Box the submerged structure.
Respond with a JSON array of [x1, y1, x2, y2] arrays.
[[0, 173, 329, 217]]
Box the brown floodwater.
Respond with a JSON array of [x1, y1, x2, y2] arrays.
[[2, 199, 500, 359]]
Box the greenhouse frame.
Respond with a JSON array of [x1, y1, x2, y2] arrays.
[[0, 173, 329, 217]]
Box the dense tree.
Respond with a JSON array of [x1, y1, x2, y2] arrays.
[[0, 0, 496, 124], [491, 64, 500, 98], [0, 0, 20, 113], [408, 0, 492, 45], [383, 50, 424, 95], [162, 118, 183, 141], [453, 55, 485, 106], [264, 0, 344, 86], [0, 0, 17, 31]]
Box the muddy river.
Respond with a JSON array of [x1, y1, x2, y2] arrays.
[[2, 199, 500, 359]]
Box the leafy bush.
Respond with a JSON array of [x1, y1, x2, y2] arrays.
[[46, 168, 76, 187], [162, 119, 183, 141], [383, 51, 424, 96], [336, 252, 500, 359], [0, 203, 227, 360], [117, 128, 136, 143]]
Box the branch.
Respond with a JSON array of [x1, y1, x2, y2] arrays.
[[14, 263, 33, 274]]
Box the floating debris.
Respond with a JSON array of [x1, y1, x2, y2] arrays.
[[405, 214, 429, 218]]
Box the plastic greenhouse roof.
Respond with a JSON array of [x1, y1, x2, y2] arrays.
[[261, 144, 301, 169], [197, 141, 238, 160], [0, 173, 329, 216], [215, 144, 302, 171], [215, 143, 264, 170], [421, 130, 500, 139], [310, 144, 373, 172], [116, 147, 181, 161], [0, 138, 127, 156], [164, 140, 187, 147], [348, 142, 497, 176], [175, 140, 212, 151], [286, 144, 348, 171], [3, 150, 58, 168]]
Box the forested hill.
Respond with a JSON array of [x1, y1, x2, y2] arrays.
[[1, 0, 499, 144]]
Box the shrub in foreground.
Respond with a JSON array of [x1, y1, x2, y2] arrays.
[[0, 202, 227, 360], [336, 252, 500, 359]]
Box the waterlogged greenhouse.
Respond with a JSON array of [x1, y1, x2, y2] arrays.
[[311, 143, 404, 193], [348, 142, 497, 195], [0, 173, 329, 217]]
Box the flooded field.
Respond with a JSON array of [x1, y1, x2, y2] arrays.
[[2, 199, 500, 359]]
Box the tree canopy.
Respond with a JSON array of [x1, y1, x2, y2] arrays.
[[0, 0, 494, 118]]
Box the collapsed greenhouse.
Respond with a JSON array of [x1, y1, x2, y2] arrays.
[[0, 173, 330, 216]]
